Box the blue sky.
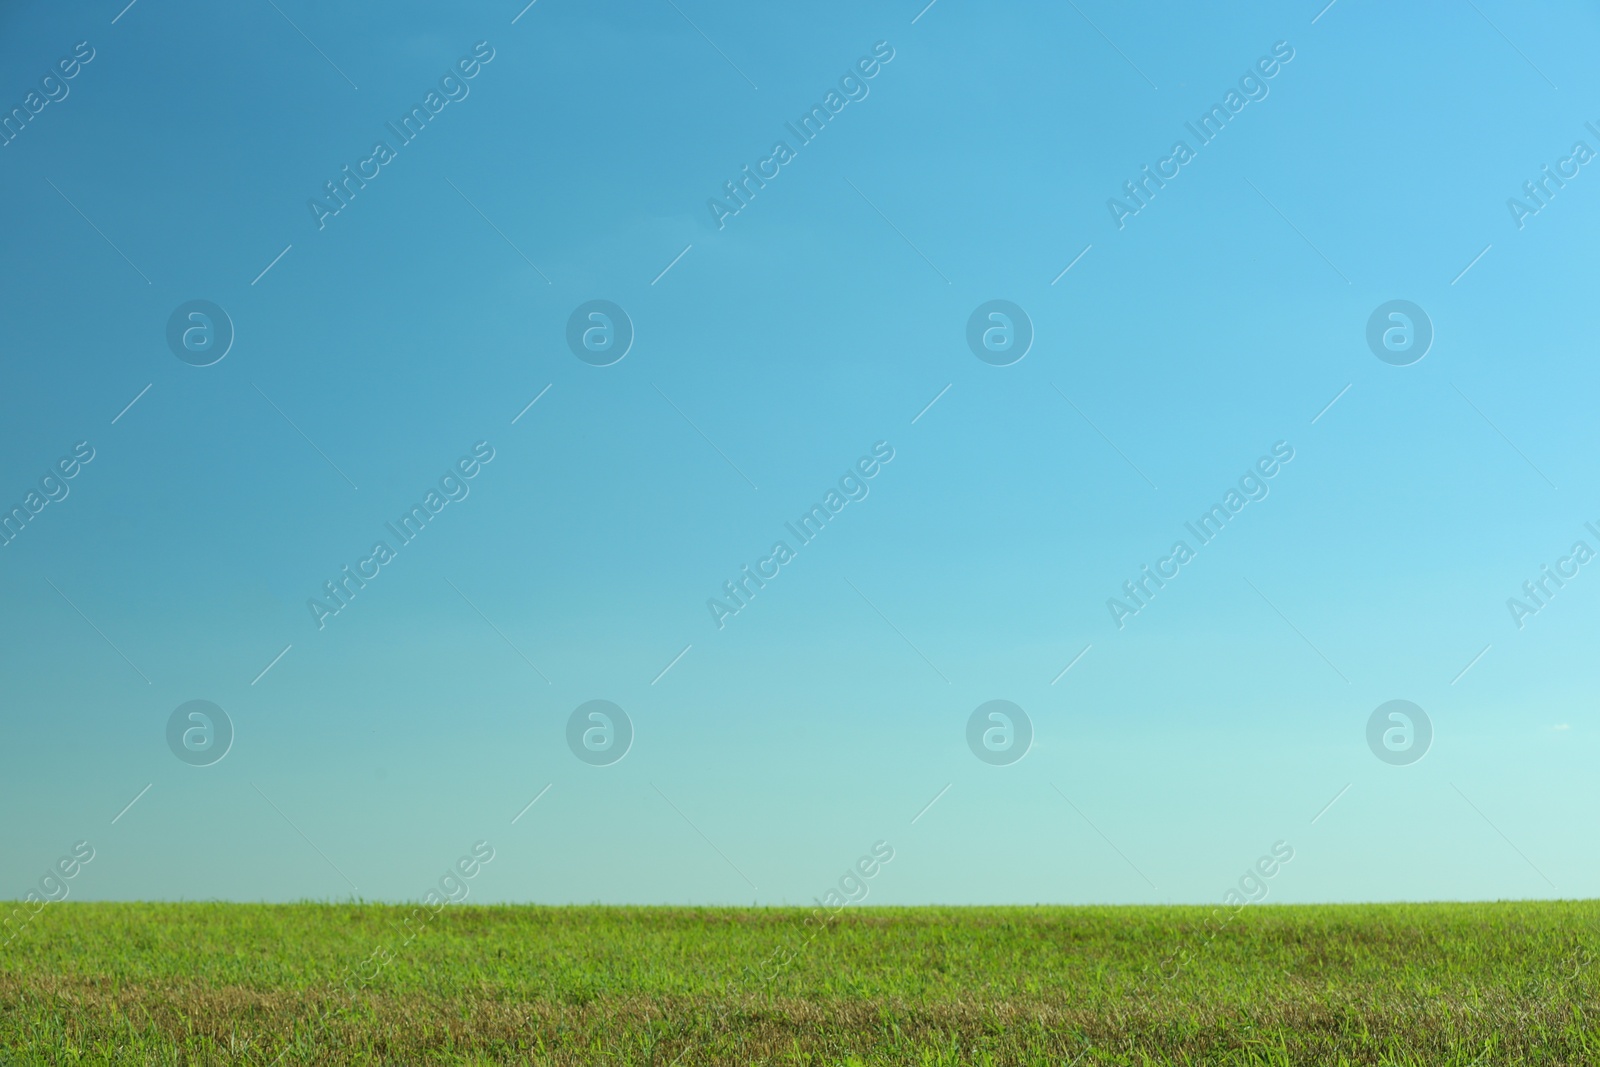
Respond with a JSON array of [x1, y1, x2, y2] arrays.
[[3, 0, 1600, 907]]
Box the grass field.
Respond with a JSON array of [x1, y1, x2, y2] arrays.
[[3, 900, 1599, 1064]]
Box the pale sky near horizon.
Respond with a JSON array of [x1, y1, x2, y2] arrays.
[[3, 0, 1600, 907]]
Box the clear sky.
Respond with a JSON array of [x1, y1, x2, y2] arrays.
[[3, 0, 1599, 908]]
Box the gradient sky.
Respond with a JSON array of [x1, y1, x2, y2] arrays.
[[3, 0, 1600, 907]]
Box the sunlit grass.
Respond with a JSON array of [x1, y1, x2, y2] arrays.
[[2, 901, 1598, 1064]]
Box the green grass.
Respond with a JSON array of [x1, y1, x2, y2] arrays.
[[3, 900, 1599, 1064]]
